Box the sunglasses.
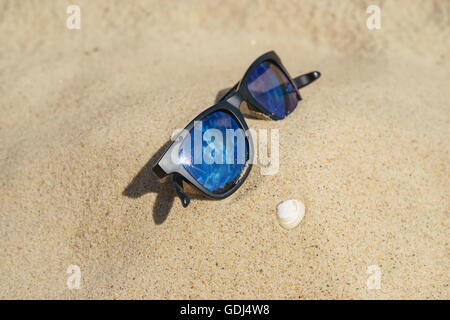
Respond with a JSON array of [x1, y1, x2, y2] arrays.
[[152, 51, 320, 207]]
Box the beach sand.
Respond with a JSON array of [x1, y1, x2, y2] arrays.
[[0, 0, 448, 299]]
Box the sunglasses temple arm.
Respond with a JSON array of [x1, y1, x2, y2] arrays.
[[173, 174, 190, 208], [293, 71, 321, 89]]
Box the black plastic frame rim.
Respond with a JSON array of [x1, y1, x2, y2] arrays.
[[221, 51, 321, 120], [238, 51, 301, 121], [153, 99, 254, 202]]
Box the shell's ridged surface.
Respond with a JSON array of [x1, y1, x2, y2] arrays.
[[277, 200, 305, 230]]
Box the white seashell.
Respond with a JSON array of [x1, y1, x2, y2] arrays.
[[276, 199, 305, 230]]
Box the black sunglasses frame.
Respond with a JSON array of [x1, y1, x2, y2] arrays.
[[220, 51, 320, 120], [153, 51, 320, 207], [153, 100, 253, 207]]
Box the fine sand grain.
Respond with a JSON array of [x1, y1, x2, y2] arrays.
[[0, 0, 449, 299]]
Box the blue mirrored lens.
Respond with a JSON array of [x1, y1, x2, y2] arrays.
[[247, 61, 298, 119], [179, 111, 247, 194]]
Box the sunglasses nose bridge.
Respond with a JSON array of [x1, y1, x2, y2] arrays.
[[226, 92, 243, 109], [219, 81, 240, 103]]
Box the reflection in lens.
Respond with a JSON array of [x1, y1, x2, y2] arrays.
[[179, 111, 247, 194], [247, 61, 298, 119]]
